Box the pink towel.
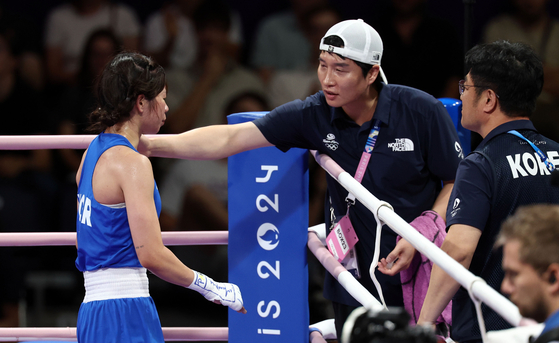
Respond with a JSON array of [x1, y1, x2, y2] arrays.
[[397, 210, 452, 329]]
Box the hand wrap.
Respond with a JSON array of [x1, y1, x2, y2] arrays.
[[187, 270, 244, 311]]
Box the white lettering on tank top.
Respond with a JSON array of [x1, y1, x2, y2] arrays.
[[78, 193, 92, 227]]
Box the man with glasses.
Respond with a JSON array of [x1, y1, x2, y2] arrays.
[[414, 40, 559, 342]]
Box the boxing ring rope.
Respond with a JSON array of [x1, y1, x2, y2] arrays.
[[307, 231, 383, 312], [0, 135, 95, 150], [310, 149, 529, 328], [0, 327, 228, 342], [0, 231, 228, 246], [0, 230, 229, 341], [0, 134, 170, 150]]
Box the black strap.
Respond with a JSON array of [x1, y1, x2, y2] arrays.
[[531, 326, 559, 343]]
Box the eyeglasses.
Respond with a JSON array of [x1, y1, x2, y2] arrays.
[[458, 79, 499, 98]]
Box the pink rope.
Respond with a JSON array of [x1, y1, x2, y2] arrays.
[[0, 231, 228, 246], [0, 134, 171, 150], [310, 150, 344, 180], [310, 330, 328, 343], [0, 135, 95, 150], [162, 327, 227, 341], [0, 327, 227, 342], [307, 233, 347, 279]]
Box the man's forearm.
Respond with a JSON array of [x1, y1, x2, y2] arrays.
[[145, 122, 271, 160], [418, 263, 461, 324], [147, 127, 227, 159], [418, 224, 481, 324]]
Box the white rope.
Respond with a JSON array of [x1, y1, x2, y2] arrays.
[[369, 207, 387, 309], [307, 232, 384, 312], [468, 277, 489, 343], [310, 149, 524, 327]]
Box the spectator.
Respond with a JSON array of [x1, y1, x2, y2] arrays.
[[159, 92, 269, 233], [250, 0, 328, 84], [0, 27, 55, 329], [143, 0, 243, 70], [163, 0, 266, 134], [0, 4, 44, 90], [44, 0, 140, 87], [54, 29, 121, 232], [372, 0, 462, 98], [498, 204, 559, 342], [267, 4, 341, 108], [483, 0, 559, 142]]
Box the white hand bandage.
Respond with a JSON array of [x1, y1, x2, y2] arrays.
[[310, 318, 337, 340], [187, 270, 244, 311]]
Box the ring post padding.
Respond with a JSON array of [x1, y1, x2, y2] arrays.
[[439, 98, 470, 155], [227, 112, 309, 342]]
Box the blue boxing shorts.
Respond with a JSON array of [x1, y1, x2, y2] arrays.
[[77, 267, 164, 343]]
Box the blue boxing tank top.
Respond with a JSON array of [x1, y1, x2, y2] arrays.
[[75, 132, 162, 272]]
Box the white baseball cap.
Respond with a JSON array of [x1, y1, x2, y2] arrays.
[[319, 19, 383, 66]]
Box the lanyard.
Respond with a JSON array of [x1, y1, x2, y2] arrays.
[[346, 119, 381, 205], [354, 119, 382, 183], [508, 130, 555, 172], [329, 119, 381, 281]]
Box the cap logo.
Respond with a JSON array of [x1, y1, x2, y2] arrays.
[[328, 45, 334, 52]]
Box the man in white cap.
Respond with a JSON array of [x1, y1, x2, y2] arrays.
[[140, 19, 463, 337]]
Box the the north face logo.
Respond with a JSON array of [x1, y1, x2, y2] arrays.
[[388, 138, 414, 151]]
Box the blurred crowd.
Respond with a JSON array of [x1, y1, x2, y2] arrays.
[[0, 0, 558, 333]]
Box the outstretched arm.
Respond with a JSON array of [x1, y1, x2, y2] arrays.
[[141, 121, 272, 160]]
